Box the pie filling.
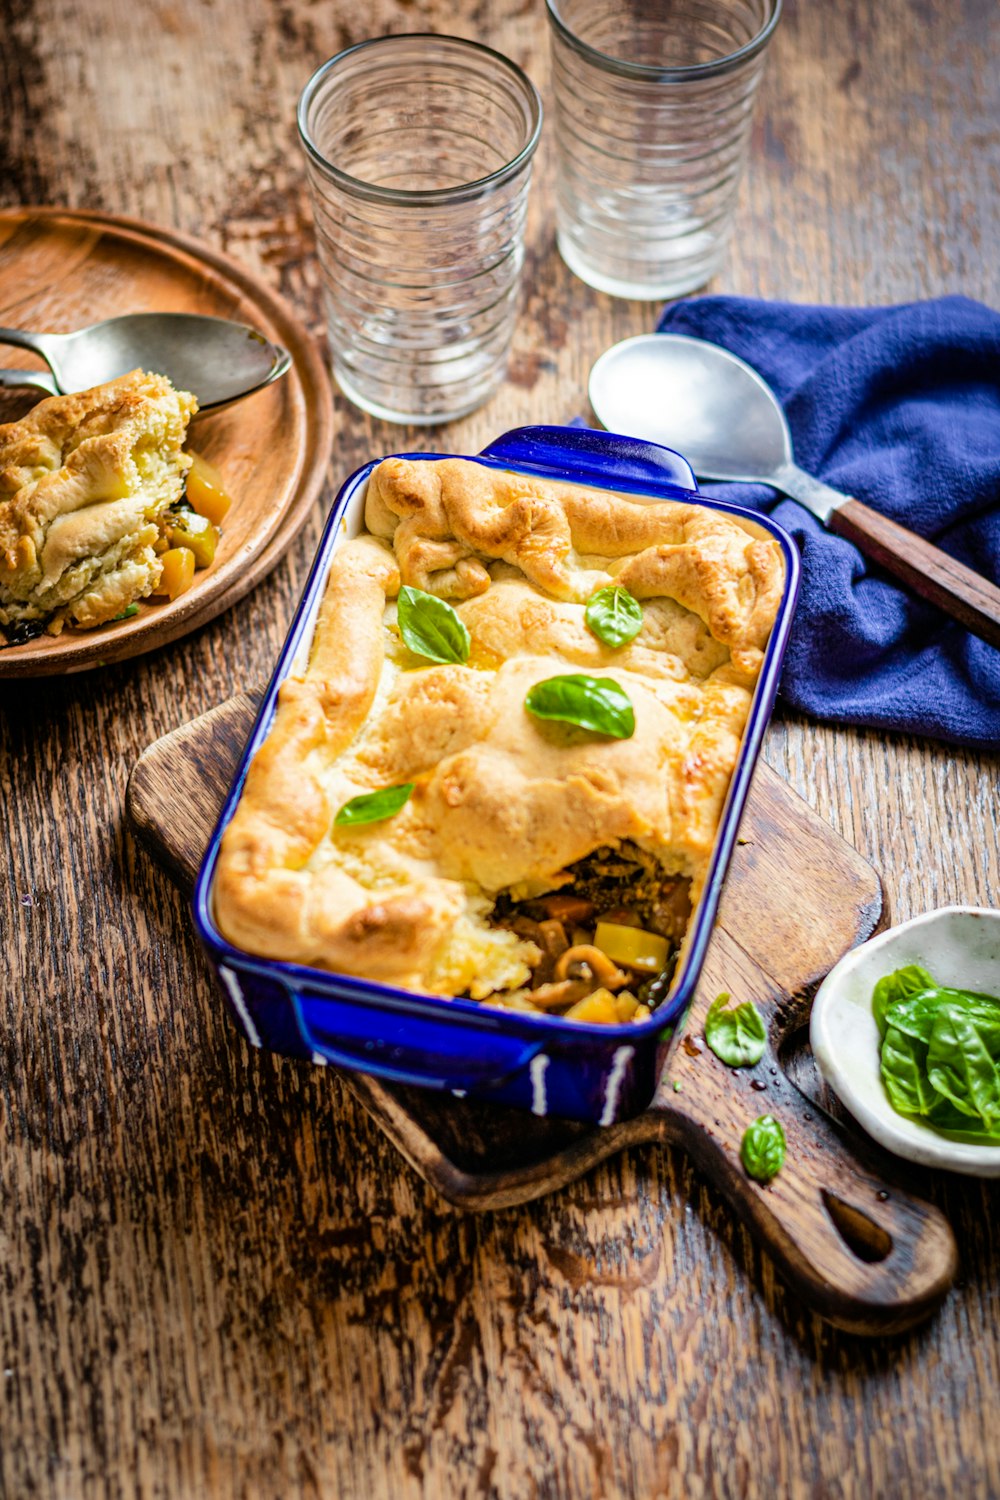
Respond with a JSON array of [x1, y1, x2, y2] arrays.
[[485, 844, 692, 1023]]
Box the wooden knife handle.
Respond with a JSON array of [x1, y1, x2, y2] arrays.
[[829, 497, 1000, 648], [657, 1035, 958, 1335]]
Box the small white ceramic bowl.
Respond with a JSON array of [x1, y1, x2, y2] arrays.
[[810, 906, 1000, 1177]]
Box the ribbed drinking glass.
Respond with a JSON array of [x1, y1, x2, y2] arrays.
[[546, 0, 782, 300], [297, 35, 542, 424]]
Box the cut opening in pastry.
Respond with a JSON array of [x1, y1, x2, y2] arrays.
[[484, 842, 692, 1023]]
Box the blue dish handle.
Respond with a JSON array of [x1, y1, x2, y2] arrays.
[[479, 424, 698, 498], [292, 990, 543, 1092]]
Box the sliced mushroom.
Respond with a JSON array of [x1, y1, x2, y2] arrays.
[[524, 978, 594, 1011], [510, 916, 569, 985], [552, 944, 629, 992]]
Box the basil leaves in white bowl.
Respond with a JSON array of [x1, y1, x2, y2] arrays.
[[810, 907, 1000, 1177]]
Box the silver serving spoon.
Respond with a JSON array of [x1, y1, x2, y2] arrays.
[[590, 333, 1000, 649], [0, 311, 292, 416]]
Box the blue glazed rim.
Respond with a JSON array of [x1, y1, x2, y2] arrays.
[[192, 425, 800, 1072]]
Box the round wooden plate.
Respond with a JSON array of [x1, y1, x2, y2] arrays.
[[0, 207, 333, 677]]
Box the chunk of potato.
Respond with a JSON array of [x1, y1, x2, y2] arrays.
[[185, 450, 232, 525], [594, 921, 669, 974], [614, 992, 639, 1022], [564, 988, 620, 1024], [153, 546, 196, 600], [165, 508, 219, 568]]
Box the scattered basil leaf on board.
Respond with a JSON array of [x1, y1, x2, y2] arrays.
[[873, 965, 1000, 1142], [111, 603, 140, 621], [396, 584, 470, 665], [524, 674, 635, 739], [704, 992, 767, 1067], [584, 585, 643, 648], [740, 1114, 786, 1183], [335, 783, 414, 827]]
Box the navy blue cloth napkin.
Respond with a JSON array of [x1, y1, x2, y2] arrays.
[[654, 295, 1000, 749]]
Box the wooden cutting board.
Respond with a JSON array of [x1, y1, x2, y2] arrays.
[[126, 691, 959, 1335], [0, 207, 333, 676]]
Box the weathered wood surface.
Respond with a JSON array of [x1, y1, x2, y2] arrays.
[[2, 0, 999, 1496], [128, 688, 960, 1335]]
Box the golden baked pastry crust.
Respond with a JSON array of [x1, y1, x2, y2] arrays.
[[213, 457, 785, 1003], [0, 369, 196, 634]]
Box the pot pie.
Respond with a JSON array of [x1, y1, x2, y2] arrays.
[[0, 370, 197, 637], [214, 456, 785, 1024]]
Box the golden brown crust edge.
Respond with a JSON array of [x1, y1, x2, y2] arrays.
[[213, 536, 471, 985]]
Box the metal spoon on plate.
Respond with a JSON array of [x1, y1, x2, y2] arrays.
[[0, 311, 292, 416], [589, 333, 1000, 649]]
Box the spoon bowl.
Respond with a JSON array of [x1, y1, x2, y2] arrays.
[[590, 332, 793, 482], [0, 311, 292, 415], [587, 331, 1000, 650]]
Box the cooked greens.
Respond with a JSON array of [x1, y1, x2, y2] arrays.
[[584, 585, 643, 648], [873, 965, 1000, 1141], [335, 783, 414, 827], [740, 1114, 786, 1182], [396, 584, 470, 665], [704, 991, 767, 1067], [524, 674, 635, 739]]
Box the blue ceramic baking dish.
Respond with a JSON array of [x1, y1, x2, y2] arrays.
[[192, 426, 799, 1125]]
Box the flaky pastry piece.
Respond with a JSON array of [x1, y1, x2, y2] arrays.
[[366, 456, 783, 676], [213, 459, 786, 1006], [0, 369, 197, 635]]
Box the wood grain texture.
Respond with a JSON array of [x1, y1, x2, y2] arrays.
[[0, 208, 334, 676], [2, 0, 999, 1496], [828, 497, 1000, 649], [126, 688, 963, 1336]]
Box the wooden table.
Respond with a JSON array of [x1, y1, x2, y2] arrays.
[[2, 1, 998, 1495]]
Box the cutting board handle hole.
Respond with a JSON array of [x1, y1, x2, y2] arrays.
[[821, 1190, 893, 1263]]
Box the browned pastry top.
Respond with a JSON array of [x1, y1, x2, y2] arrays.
[[213, 457, 785, 1003]]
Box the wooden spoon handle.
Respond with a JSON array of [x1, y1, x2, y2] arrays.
[[829, 497, 1000, 648], [657, 1038, 958, 1334]]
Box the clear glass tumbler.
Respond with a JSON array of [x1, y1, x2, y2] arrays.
[[297, 35, 542, 424], [546, 0, 781, 300]]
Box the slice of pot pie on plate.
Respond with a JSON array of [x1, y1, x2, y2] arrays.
[[213, 456, 785, 1024], [0, 369, 196, 637]]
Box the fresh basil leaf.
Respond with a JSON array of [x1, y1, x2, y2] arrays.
[[396, 584, 470, 665], [872, 964, 937, 1037], [584, 585, 643, 648], [937, 988, 1000, 1025], [927, 1004, 1000, 1129], [524, 674, 635, 739], [740, 1114, 786, 1183], [704, 992, 767, 1067], [880, 1024, 942, 1117], [925, 1097, 1000, 1141], [873, 965, 1000, 1142], [111, 603, 140, 621], [335, 783, 414, 828], [883, 992, 946, 1046]]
